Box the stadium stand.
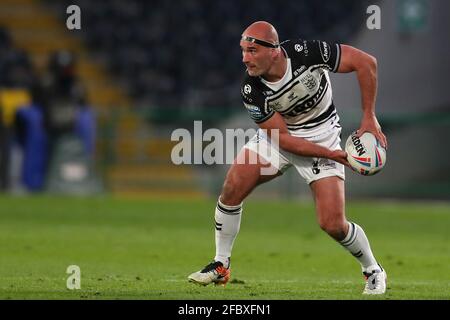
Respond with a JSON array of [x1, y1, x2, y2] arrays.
[[1, 0, 369, 196], [48, 0, 367, 121]]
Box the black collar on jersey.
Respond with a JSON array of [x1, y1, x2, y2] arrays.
[[241, 35, 280, 48]]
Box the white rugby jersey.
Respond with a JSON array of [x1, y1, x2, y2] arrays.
[[241, 39, 342, 137]]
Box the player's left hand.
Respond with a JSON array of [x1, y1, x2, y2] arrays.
[[356, 114, 388, 149]]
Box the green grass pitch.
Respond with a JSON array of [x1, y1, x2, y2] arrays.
[[0, 196, 449, 300]]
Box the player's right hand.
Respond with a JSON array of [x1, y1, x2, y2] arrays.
[[329, 150, 351, 168]]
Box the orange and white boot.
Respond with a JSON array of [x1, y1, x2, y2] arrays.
[[188, 261, 230, 286]]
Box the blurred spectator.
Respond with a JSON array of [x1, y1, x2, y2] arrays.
[[39, 50, 88, 138], [0, 26, 35, 191], [0, 25, 95, 192], [0, 28, 35, 90], [33, 50, 95, 167], [0, 104, 6, 190]]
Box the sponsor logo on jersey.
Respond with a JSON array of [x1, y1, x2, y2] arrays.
[[293, 66, 306, 77], [243, 84, 252, 95], [287, 92, 298, 102], [268, 101, 282, 110], [319, 41, 331, 63], [284, 75, 327, 116], [302, 40, 309, 56], [245, 104, 262, 118], [294, 44, 303, 52], [300, 73, 317, 91]]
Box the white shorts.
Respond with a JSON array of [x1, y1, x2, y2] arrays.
[[243, 125, 345, 185]]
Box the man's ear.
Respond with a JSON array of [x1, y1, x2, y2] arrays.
[[271, 48, 278, 59]]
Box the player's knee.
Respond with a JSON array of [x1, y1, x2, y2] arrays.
[[318, 217, 347, 240]]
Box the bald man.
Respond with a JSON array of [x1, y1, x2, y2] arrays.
[[188, 21, 388, 295]]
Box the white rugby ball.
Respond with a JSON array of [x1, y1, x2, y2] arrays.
[[345, 131, 386, 176]]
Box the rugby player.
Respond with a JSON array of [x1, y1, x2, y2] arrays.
[[188, 21, 387, 294]]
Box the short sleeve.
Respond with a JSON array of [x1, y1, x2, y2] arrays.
[[291, 39, 341, 72], [241, 82, 275, 124]]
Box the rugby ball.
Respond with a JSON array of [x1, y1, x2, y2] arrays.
[[345, 131, 386, 176]]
